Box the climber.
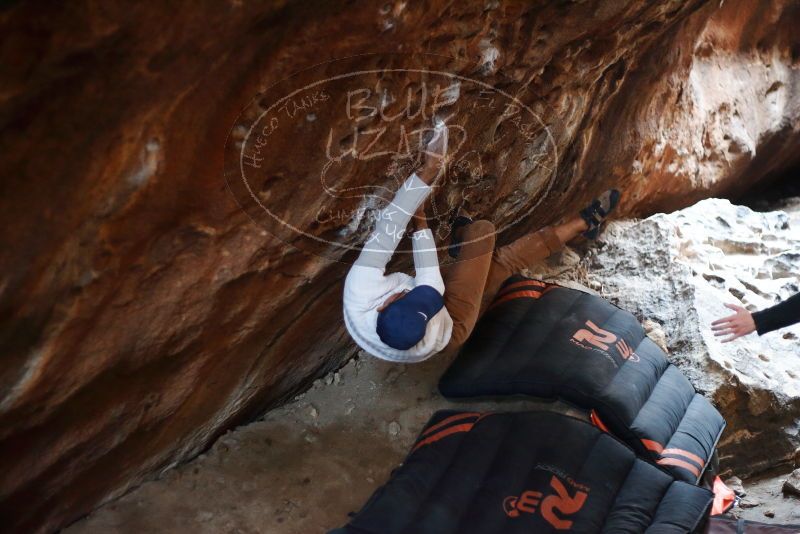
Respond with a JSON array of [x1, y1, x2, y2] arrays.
[[711, 292, 800, 342], [342, 120, 621, 362]]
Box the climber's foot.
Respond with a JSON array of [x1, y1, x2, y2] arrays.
[[580, 189, 621, 240]]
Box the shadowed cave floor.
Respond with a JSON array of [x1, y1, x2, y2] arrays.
[[64, 348, 569, 533], [65, 346, 799, 533]]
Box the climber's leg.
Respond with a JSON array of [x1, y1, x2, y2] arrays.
[[476, 224, 571, 314], [478, 188, 621, 314], [442, 220, 497, 350]]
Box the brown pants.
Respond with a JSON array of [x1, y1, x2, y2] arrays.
[[442, 220, 564, 350]]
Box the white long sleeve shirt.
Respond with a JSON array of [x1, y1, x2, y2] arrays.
[[343, 173, 453, 362]]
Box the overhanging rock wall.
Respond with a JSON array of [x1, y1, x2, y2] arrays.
[[1, 0, 799, 531]]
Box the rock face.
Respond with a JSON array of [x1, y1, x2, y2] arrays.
[[783, 469, 800, 497], [583, 198, 800, 477], [1, 0, 799, 532]]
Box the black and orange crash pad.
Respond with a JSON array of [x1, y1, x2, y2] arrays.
[[439, 276, 726, 484], [705, 516, 800, 533], [329, 410, 713, 534]]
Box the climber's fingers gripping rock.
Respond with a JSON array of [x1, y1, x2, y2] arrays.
[[417, 119, 449, 186]]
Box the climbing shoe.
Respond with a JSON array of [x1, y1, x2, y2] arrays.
[[580, 189, 621, 240]]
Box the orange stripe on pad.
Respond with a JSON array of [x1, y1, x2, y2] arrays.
[[412, 424, 474, 453], [657, 457, 700, 478], [641, 439, 664, 454], [590, 410, 610, 433], [496, 280, 548, 297], [662, 448, 705, 468], [420, 412, 480, 437], [489, 290, 544, 310]]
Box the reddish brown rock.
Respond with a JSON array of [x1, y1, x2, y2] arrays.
[[0, 0, 798, 532]]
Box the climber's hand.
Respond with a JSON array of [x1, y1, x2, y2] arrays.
[[417, 121, 448, 185], [711, 303, 756, 342]]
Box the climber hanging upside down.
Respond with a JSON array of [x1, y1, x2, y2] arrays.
[[342, 121, 621, 362]]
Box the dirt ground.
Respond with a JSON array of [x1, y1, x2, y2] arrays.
[[730, 471, 800, 525], [64, 347, 577, 534], [65, 344, 800, 534]]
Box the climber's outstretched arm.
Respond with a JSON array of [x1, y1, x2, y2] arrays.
[[353, 121, 448, 270], [353, 173, 431, 270], [410, 201, 444, 294]]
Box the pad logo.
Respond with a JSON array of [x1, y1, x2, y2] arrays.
[[571, 320, 639, 363], [503, 476, 588, 530]]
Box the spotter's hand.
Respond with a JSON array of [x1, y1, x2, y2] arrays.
[[711, 303, 756, 343]]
